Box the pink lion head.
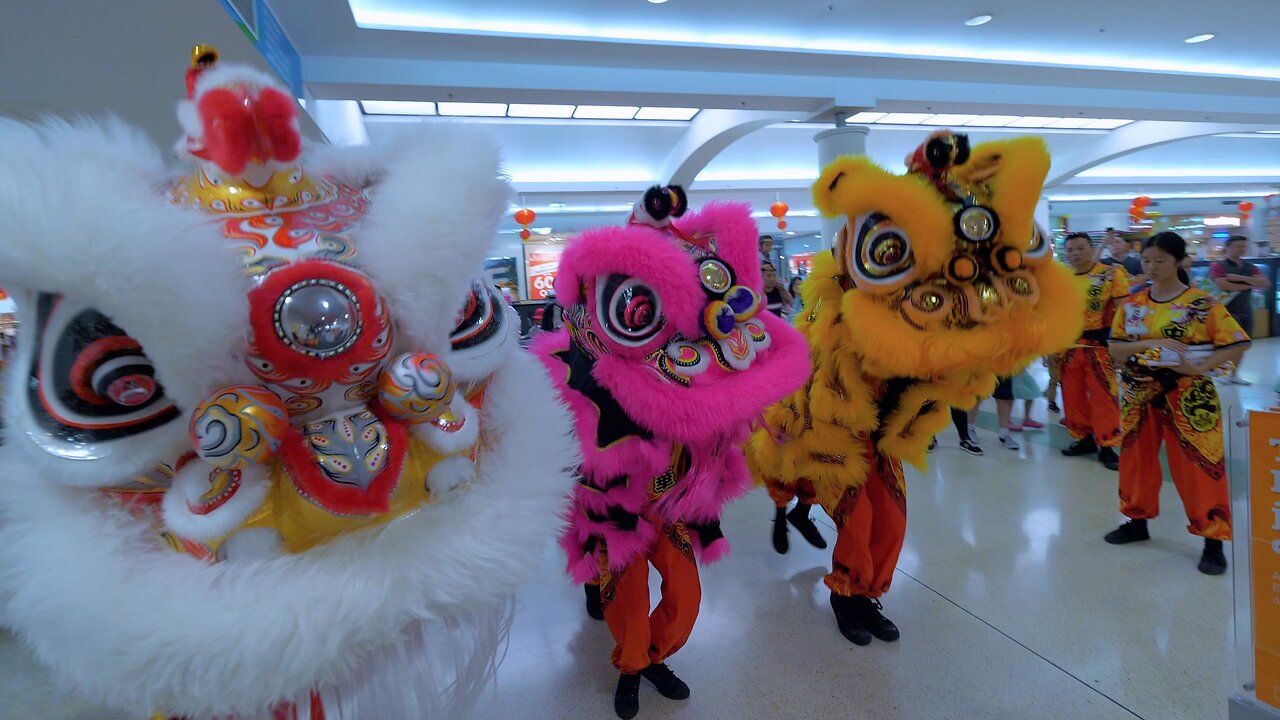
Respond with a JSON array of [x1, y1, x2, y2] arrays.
[[550, 186, 810, 445]]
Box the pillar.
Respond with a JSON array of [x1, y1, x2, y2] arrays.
[[814, 125, 869, 245]]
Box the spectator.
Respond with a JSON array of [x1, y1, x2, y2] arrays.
[[789, 276, 805, 314], [762, 261, 793, 317], [1209, 235, 1269, 384]]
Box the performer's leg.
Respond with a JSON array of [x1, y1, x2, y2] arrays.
[[825, 484, 875, 646], [603, 556, 653, 719], [1088, 348, 1123, 448], [1108, 403, 1162, 544], [768, 477, 798, 554], [1060, 349, 1097, 454], [1160, 384, 1232, 573], [636, 530, 699, 702], [856, 461, 907, 642]]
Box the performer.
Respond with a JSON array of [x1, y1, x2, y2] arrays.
[[1058, 231, 1129, 470], [750, 132, 1084, 646], [0, 49, 575, 719], [533, 187, 809, 719], [1105, 231, 1250, 575]]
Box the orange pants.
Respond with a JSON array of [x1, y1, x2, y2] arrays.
[[1060, 345, 1121, 447], [601, 526, 701, 674], [767, 452, 907, 598], [1118, 389, 1231, 541]]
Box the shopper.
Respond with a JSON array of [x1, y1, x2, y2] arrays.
[[1006, 369, 1045, 431], [1058, 232, 1128, 471], [1102, 228, 1145, 287], [762, 261, 793, 317], [992, 377, 1020, 450], [1043, 354, 1062, 413], [1209, 234, 1268, 384], [789, 276, 805, 314], [1105, 232, 1250, 574], [927, 407, 983, 455], [759, 235, 774, 263]]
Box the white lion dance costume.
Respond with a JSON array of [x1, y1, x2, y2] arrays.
[[0, 48, 575, 719]]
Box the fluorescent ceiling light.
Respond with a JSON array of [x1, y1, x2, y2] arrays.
[[878, 113, 934, 125], [574, 105, 639, 119], [507, 103, 575, 118], [965, 14, 993, 26], [847, 111, 887, 123], [697, 168, 817, 182], [963, 115, 1020, 127], [635, 107, 699, 121], [361, 100, 437, 115], [348, 5, 1280, 81], [1078, 167, 1280, 178], [1259, 130, 1280, 134], [1083, 119, 1132, 129], [510, 203, 635, 214], [1046, 118, 1097, 129], [1047, 191, 1267, 201], [438, 101, 507, 117], [923, 114, 980, 125], [647, 0, 669, 4], [1004, 116, 1057, 128], [506, 168, 654, 183], [1185, 34, 1215, 44]]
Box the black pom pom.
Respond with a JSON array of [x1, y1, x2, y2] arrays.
[[925, 137, 955, 170], [642, 185, 673, 221], [953, 134, 971, 165], [668, 185, 688, 217]]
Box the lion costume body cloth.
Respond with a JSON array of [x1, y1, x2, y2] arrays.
[[748, 133, 1084, 601]]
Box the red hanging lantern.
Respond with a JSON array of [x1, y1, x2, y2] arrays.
[[770, 200, 789, 230], [1239, 201, 1255, 213], [519, 229, 531, 240], [1134, 196, 1152, 208], [514, 208, 536, 226]]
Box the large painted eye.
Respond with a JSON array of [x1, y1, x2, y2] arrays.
[[851, 212, 914, 286], [596, 274, 664, 347], [1023, 223, 1052, 262]]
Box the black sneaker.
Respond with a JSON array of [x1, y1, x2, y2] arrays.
[[614, 673, 641, 719], [585, 583, 604, 621], [959, 439, 984, 456], [787, 504, 828, 549], [1104, 519, 1150, 545], [1062, 437, 1099, 457], [1097, 446, 1120, 471], [853, 596, 900, 642], [830, 593, 872, 646], [640, 663, 690, 700], [927, 437, 937, 452], [771, 506, 789, 555], [1198, 539, 1228, 575], [1047, 401, 1060, 414]]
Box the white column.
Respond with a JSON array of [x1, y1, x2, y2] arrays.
[[814, 125, 869, 246]]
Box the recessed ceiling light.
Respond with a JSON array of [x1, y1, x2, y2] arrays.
[[360, 100, 437, 116], [965, 14, 993, 26], [508, 103, 576, 118], [573, 105, 640, 119], [1046, 118, 1097, 129], [964, 115, 1020, 127], [878, 113, 935, 125], [437, 102, 507, 117], [648, 0, 669, 3], [1185, 33, 1215, 44], [1004, 116, 1057, 128], [635, 107, 700, 121], [923, 114, 980, 126]]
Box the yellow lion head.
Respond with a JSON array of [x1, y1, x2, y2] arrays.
[[810, 133, 1083, 384]]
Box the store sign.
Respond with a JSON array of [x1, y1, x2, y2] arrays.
[[1250, 410, 1280, 711], [1204, 216, 1243, 227], [526, 250, 561, 300], [218, 0, 304, 98]]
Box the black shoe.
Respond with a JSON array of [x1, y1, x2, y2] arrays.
[[1062, 437, 1098, 457], [787, 504, 828, 549], [927, 437, 937, 452], [771, 506, 789, 555], [640, 663, 690, 700], [585, 583, 604, 621], [830, 593, 872, 646], [614, 673, 641, 719], [852, 596, 900, 642], [1104, 519, 1150, 545], [959, 439, 984, 456], [1198, 539, 1228, 575], [1047, 401, 1060, 414], [1097, 446, 1120, 471]]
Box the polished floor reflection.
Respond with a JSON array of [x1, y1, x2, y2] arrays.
[[6, 340, 1278, 720]]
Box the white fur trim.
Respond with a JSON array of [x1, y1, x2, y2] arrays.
[[425, 455, 479, 496], [0, 349, 576, 718], [0, 118, 256, 487], [446, 304, 520, 385], [161, 464, 271, 542], [309, 124, 513, 353]]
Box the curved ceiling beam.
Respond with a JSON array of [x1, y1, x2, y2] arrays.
[[661, 109, 813, 188], [1044, 120, 1253, 188]]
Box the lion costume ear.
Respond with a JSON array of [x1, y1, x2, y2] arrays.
[[954, 136, 1050, 256], [812, 156, 954, 273]]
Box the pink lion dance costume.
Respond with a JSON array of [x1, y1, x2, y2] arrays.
[[0, 48, 575, 719], [532, 187, 809, 719]]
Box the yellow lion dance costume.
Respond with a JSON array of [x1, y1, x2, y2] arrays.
[[748, 131, 1083, 646]]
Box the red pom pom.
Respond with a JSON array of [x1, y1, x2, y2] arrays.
[[255, 87, 301, 165], [197, 86, 300, 175]]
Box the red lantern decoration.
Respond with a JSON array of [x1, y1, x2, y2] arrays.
[[1134, 196, 1152, 208], [770, 200, 789, 230], [777, 220, 788, 230], [514, 208, 536, 226], [519, 229, 531, 240], [1239, 201, 1255, 213]]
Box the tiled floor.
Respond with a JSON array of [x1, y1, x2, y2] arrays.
[[5, 340, 1280, 719]]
